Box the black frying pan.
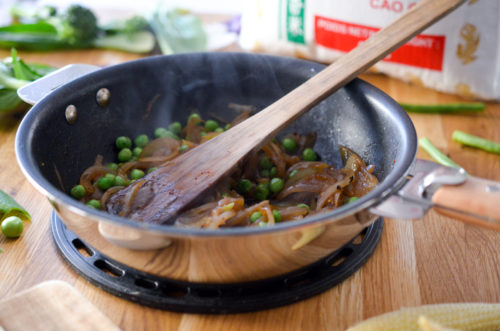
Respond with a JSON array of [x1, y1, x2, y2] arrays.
[[17, 53, 495, 284]]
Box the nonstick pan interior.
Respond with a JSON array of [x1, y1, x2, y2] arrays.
[[17, 52, 417, 235]]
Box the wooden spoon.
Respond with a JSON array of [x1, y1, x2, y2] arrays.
[[106, 0, 466, 224]]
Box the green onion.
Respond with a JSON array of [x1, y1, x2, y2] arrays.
[[399, 102, 485, 114], [418, 137, 463, 169], [452, 130, 500, 155]]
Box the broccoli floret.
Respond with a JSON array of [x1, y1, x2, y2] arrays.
[[101, 15, 150, 35], [123, 16, 150, 35], [50, 5, 99, 46]]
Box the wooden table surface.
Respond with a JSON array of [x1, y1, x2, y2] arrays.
[[1, 47, 499, 331]]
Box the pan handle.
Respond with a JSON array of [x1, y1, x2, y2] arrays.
[[17, 64, 100, 105], [371, 159, 500, 231], [431, 176, 500, 231]]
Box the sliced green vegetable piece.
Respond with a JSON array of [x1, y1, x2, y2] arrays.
[[452, 130, 500, 154], [0, 189, 31, 222], [418, 137, 464, 170], [399, 102, 485, 114]]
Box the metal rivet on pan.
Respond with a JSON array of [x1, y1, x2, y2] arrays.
[[96, 88, 110, 107], [65, 105, 77, 124]]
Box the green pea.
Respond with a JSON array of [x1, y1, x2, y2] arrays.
[[106, 163, 118, 171], [130, 169, 145, 180], [163, 130, 180, 140], [179, 144, 189, 153], [204, 119, 219, 132], [116, 136, 131, 149], [1, 216, 23, 238], [113, 176, 127, 187], [224, 123, 231, 130], [289, 169, 298, 178], [168, 121, 182, 135], [273, 209, 282, 222], [236, 179, 253, 194], [97, 176, 114, 190], [282, 138, 297, 153], [188, 113, 202, 124], [133, 147, 142, 157], [215, 127, 224, 133], [148, 167, 158, 173], [259, 156, 272, 169], [269, 178, 284, 193], [255, 183, 269, 201], [104, 173, 115, 180], [269, 166, 277, 177], [302, 148, 317, 161], [118, 148, 132, 162], [70, 185, 86, 199], [134, 134, 149, 148], [258, 221, 268, 227], [250, 211, 263, 223], [87, 199, 101, 209], [260, 169, 270, 177], [154, 127, 168, 138], [200, 131, 207, 137], [297, 203, 310, 211], [348, 197, 359, 203]]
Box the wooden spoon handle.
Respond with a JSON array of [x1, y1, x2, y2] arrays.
[[228, 0, 466, 153], [432, 177, 500, 231]]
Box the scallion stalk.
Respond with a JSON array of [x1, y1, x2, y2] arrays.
[[452, 130, 500, 154], [400, 102, 485, 114], [418, 137, 463, 169]]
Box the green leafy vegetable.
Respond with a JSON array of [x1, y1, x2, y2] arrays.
[[399, 102, 485, 114], [0, 189, 31, 222], [0, 90, 24, 112], [0, 49, 56, 114], [1, 4, 155, 53], [418, 137, 464, 170], [452, 130, 500, 155]]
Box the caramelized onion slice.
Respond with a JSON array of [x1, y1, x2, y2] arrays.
[[140, 137, 180, 158]]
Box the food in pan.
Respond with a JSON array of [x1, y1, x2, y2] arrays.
[[70, 111, 379, 228]]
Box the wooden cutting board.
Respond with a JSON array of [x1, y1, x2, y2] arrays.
[[0, 281, 120, 331]]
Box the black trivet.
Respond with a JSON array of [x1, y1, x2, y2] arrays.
[[51, 212, 383, 314]]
